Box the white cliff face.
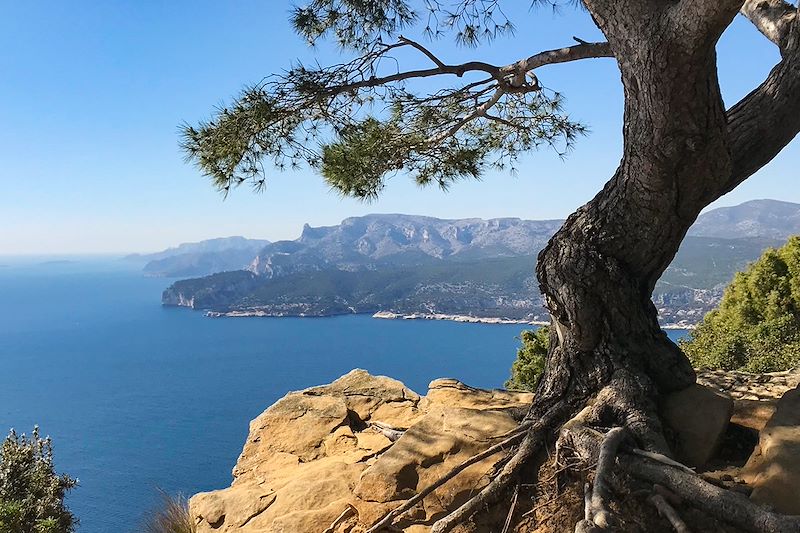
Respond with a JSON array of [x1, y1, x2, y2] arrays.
[[161, 289, 195, 308]]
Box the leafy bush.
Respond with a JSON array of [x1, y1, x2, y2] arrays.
[[681, 236, 800, 372], [0, 427, 77, 533], [142, 492, 195, 533], [505, 326, 549, 391]]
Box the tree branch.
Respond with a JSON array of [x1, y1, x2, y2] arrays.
[[426, 87, 506, 144], [676, 0, 746, 40], [398, 35, 447, 68], [501, 42, 613, 75], [649, 494, 691, 533], [723, 17, 800, 194], [741, 0, 798, 51], [326, 40, 612, 96]]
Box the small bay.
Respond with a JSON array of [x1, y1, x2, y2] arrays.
[[0, 258, 688, 532]]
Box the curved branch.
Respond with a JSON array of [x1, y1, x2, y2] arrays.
[[398, 35, 447, 68], [723, 18, 800, 195], [741, 0, 798, 51], [326, 40, 612, 96], [426, 86, 506, 144], [501, 42, 613, 75]]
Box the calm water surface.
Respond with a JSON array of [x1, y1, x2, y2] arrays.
[[0, 258, 687, 532]]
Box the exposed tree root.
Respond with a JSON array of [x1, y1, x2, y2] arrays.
[[429, 405, 568, 533], [588, 426, 628, 528], [367, 366, 800, 533], [621, 454, 800, 532], [364, 422, 534, 533]]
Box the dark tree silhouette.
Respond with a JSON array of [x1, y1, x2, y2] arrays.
[[182, 1, 800, 531]]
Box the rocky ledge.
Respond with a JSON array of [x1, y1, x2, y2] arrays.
[[190, 369, 800, 532]]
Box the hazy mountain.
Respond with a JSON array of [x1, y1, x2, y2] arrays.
[[126, 236, 270, 277], [162, 201, 800, 325], [688, 199, 800, 240], [248, 215, 562, 278]]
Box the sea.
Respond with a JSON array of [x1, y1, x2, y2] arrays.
[[0, 257, 688, 532]]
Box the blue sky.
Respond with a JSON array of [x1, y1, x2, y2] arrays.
[[1, 1, 797, 254]]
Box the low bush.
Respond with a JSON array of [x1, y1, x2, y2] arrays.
[[0, 427, 77, 533], [681, 236, 800, 372], [505, 326, 549, 391]]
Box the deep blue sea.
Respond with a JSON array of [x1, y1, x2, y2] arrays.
[[0, 257, 688, 532]]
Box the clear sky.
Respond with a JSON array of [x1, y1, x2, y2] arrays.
[[1, 1, 797, 254]]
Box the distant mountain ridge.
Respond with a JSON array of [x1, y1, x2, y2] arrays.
[[160, 200, 800, 326], [688, 199, 800, 239], [126, 236, 269, 278], [248, 215, 562, 279]]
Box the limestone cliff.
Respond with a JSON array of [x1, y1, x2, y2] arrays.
[[189, 370, 532, 532]]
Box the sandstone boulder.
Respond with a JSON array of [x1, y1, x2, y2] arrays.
[[425, 378, 534, 411], [190, 371, 531, 532], [730, 399, 778, 432], [660, 383, 733, 468], [742, 385, 800, 514]]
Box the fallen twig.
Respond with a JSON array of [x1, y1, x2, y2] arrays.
[[321, 504, 356, 533], [630, 448, 694, 474], [653, 483, 682, 506], [370, 421, 405, 442], [649, 493, 691, 533], [500, 483, 520, 533], [583, 482, 592, 522]]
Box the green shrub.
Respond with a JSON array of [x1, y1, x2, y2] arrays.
[[681, 235, 800, 372], [0, 427, 77, 533], [505, 326, 549, 391], [142, 492, 195, 533]]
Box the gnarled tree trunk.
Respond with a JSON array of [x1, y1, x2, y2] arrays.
[[411, 4, 800, 533], [530, 1, 800, 441]]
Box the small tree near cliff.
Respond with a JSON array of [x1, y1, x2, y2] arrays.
[[505, 327, 549, 392], [0, 428, 77, 533], [182, 1, 800, 531], [682, 235, 800, 372]]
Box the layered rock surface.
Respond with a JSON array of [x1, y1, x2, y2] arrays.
[[190, 370, 532, 533], [190, 369, 799, 532]]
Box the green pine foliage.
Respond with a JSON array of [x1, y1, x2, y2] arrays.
[[681, 236, 800, 372], [181, 2, 586, 201], [505, 326, 549, 391], [0, 428, 77, 533]]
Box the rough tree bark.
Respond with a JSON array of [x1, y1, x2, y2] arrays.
[[531, 0, 800, 433], [428, 2, 800, 531]]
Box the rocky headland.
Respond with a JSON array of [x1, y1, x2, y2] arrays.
[[161, 201, 800, 327]]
